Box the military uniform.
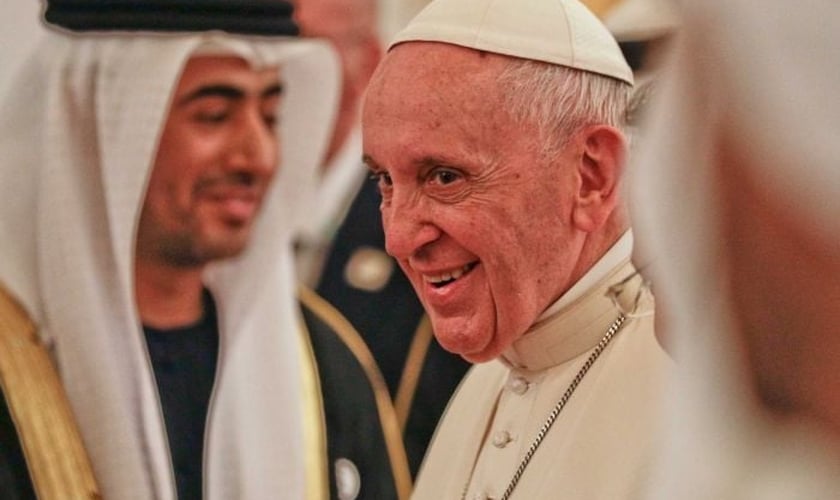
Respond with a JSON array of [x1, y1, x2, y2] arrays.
[[315, 173, 471, 477], [299, 286, 412, 500]]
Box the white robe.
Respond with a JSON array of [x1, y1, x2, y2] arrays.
[[413, 258, 671, 500], [0, 31, 338, 499]]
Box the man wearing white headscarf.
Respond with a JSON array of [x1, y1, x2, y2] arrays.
[[362, 0, 672, 498], [0, 2, 338, 498], [630, 1, 840, 498]]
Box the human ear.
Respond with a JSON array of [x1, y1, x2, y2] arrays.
[[571, 125, 627, 232]]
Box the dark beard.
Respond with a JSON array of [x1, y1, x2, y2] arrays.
[[156, 227, 249, 268]]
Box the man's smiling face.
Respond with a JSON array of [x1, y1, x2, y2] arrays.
[[137, 55, 283, 267], [362, 43, 589, 362]]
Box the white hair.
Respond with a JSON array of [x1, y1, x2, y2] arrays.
[[497, 58, 632, 156]]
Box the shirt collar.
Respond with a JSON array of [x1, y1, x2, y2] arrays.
[[502, 231, 639, 371]]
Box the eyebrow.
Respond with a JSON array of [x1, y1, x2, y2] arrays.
[[364, 153, 463, 168], [178, 82, 284, 105]]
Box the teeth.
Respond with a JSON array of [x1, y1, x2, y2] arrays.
[[424, 263, 473, 284]]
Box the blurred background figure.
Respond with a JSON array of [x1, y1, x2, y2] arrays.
[[599, 0, 679, 134], [630, 1, 840, 498], [294, 0, 382, 284], [294, 0, 471, 481], [602, 0, 678, 81]]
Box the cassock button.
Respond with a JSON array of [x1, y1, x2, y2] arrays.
[[509, 376, 530, 395], [335, 457, 361, 500], [344, 246, 395, 292], [492, 430, 512, 448]]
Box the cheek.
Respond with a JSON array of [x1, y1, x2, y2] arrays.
[[146, 148, 203, 216], [475, 204, 541, 272], [484, 210, 571, 323], [379, 204, 395, 242], [146, 152, 178, 206], [154, 137, 201, 183]]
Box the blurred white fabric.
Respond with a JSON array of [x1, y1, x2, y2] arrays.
[[630, 1, 840, 498]]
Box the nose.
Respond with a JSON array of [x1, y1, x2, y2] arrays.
[[226, 108, 278, 176], [382, 189, 441, 260]]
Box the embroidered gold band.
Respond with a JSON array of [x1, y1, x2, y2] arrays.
[[0, 285, 100, 499]]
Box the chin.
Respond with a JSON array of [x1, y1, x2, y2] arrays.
[[194, 236, 251, 263], [434, 323, 498, 363], [208, 223, 256, 251], [460, 348, 500, 364]]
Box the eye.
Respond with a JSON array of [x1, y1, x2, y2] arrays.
[[370, 171, 393, 187], [191, 97, 233, 124], [195, 110, 229, 124], [430, 168, 461, 185]]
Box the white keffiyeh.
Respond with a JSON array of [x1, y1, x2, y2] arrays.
[[0, 30, 338, 499]]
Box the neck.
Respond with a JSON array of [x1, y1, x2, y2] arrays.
[[135, 258, 206, 329], [570, 218, 627, 286]]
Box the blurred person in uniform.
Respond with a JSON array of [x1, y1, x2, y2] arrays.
[[294, 0, 471, 481], [0, 1, 339, 498], [362, 0, 672, 498], [629, 1, 840, 498], [293, 0, 382, 282]]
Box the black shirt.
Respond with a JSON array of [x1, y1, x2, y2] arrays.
[[144, 290, 219, 500], [0, 389, 36, 500]]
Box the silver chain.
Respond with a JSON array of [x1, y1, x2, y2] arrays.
[[461, 313, 628, 500]]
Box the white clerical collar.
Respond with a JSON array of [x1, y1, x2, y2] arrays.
[[537, 230, 633, 321]]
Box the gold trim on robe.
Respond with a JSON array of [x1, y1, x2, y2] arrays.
[[394, 315, 434, 432], [298, 285, 413, 500], [0, 285, 100, 499], [296, 300, 331, 500]]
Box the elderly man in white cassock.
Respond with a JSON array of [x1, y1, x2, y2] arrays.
[[361, 0, 673, 498]]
